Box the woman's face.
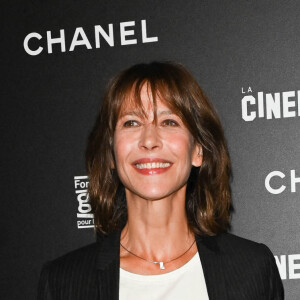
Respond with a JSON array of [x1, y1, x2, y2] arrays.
[[113, 84, 202, 201]]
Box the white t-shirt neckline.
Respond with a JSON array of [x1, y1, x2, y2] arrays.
[[119, 252, 209, 300]]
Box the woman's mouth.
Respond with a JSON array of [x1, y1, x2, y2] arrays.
[[132, 159, 173, 175]]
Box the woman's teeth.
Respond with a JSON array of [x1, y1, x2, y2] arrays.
[[135, 162, 171, 169]]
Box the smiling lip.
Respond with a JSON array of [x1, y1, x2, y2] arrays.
[[132, 158, 173, 175]]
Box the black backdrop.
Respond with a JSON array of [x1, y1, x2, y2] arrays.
[[2, 1, 300, 299]]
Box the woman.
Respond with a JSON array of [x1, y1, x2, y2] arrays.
[[38, 62, 284, 299]]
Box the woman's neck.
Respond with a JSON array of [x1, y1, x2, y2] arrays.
[[120, 187, 194, 262]]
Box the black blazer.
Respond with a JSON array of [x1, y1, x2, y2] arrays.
[[37, 232, 284, 300]]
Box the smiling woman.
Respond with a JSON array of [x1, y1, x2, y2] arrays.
[[38, 62, 284, 300], [114, 84, 202, 205]]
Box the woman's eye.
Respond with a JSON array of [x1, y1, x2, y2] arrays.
[[123, 120, 139, 127], [161, 119, 179, 127]]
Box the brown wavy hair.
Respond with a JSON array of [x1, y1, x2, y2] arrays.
[[86, 61, 232, 236]]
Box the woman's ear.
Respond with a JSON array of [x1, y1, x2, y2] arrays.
[[192, 144, 203, 167]]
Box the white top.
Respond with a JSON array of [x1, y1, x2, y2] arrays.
[[119, 252, 209, 300]]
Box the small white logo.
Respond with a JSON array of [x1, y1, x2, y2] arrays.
[[74, 176, 94, 229]]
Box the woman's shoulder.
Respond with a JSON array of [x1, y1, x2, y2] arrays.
[[37, 242, 102, 299], [40, 242, 100, 278], [220, 232, 275, 256], [39, 232, 119, 278], [218, 232, 272, 250], [197, 232, 283, 298], [200, 232, 281, 283], [198, 232, 276, 261]]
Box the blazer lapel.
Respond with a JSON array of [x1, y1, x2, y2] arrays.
[[196, 234, 228, 300], [96, 231, 121, 300]]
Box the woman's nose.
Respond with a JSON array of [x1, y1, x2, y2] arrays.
[[138, 124, 162, 150]]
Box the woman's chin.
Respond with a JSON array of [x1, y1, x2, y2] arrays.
[[126, 185, 183, 202]]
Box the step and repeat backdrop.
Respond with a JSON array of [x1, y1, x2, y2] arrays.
[[2, 0, 300, 299]]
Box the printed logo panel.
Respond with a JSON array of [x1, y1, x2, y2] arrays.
[[74, 176, 94, 229]]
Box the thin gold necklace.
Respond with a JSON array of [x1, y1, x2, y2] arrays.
[[120, 239, 196, 270]]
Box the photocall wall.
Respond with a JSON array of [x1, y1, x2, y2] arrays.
[[2, 0, 300, 299]]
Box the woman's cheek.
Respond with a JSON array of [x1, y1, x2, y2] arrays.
[[115, 134, 135, 162], [167, 133, 191, 153]]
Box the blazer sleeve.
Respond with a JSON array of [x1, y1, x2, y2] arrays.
[[261, 244, 284, 300], [37, 262, 53, 300]]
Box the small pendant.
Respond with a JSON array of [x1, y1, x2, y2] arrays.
[[159, 262, 165, 270]]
